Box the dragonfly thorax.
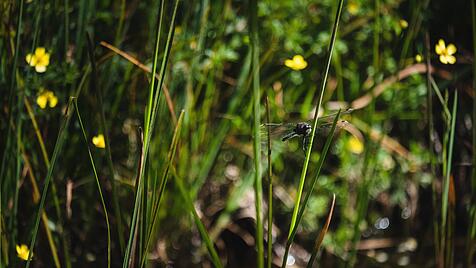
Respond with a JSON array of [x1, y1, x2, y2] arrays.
[[294, 122, 312, 136]]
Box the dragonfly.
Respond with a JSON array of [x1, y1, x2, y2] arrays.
[[260, 108, 352, 152]]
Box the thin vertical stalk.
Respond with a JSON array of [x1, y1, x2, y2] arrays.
[[86, 33, 125, 253], [139, 111, 185, 268], [74, 99, 111, 268], [265, 97, 273, 268], [249, 0, 263, 266], [286, 0, 344, 242], [26, 98, 75, 268], [281, 110, 341, 268], [426, 32, 440, 263], [122, 1, 179, 266], [441, 92, 457, 234], [173, 168, 223, 268]]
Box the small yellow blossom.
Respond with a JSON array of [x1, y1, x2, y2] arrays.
[[36, 89, 58, 109], [348, 1, 359, 15], [284, 55, 308, 71], [435, 39, 456, 64], [399, 19, 408, 29], [347, 136, 364, 154], [92, 134, 106, 149], [415, 54, 423, 63], [26, 47, 50, 73], [16, 244, 33, 261]]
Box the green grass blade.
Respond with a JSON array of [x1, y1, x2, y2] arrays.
[[265, 97, 273, 268], [285, 0, 344, 252], [123, 1, 180, 266], [281, 109, 341, 268], [86, 32, 125, 253], [441, 91, 458, 242], [73, 99, 112, 268], [249, 0, 263, 266], [173, 168, 223, 268], [140, 110, 185, 268], [26, 98, 75, 268], [144, 0, 165, 135]]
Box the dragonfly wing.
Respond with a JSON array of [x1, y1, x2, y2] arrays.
[[260, 123, 295, 141]]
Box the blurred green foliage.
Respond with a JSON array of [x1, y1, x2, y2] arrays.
[[1, 0, 474, 267]]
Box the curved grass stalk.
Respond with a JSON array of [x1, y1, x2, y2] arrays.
[[74, 99, 111, 268]]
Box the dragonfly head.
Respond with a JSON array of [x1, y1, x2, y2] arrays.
[[295, 122, 312, 136]]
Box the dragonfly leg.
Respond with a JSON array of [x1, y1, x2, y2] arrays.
[[282, 132, 299, 142]]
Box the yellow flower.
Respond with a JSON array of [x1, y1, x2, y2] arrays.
[[415, 54, 423, 63], [347, 136, 364, 154], [36, 89, 58, 109], [16, 244, 33, 261], [348, 1, 359, 15], [435, 39, 456, 64], [92, 134, 106, 149], [284, 55, 308, 71], [26, 47, 50, 73], [399, 19, 408, 29]]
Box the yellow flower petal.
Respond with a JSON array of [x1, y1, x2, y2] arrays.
[[35, 65, 47, 73], [37, 94, 48, 109], [447, 55, 456, 64], [48, 95, 58, 108], [435, 39, 445, 55], [440, 55, 448, 64], [415, 54, 423, 63], [35, 47, 46, 57], [284, 59, 295, 68], [439, 55, 448, 64], [37, 53, 50, 67], [285, 55, 308, 71], [25, 54, 37, 66], [92, 134, 106, 149], [16, 244, 32, 261], [347, 136, 364, 154], [446, 44, 457, 55]]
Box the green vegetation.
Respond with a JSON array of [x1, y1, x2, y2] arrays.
[[1, 0, 475, 267]]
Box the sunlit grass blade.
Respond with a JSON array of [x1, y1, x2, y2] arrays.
[[140, 110, 185, 268], [306, 194, 336, 268], [283, 0, 344, 266], [123, 0, 180, 266], [73, 99, 111, 268], [281, 109, 341, 268], [172, 168, 223, 268], [26, 98, 75, 268]]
